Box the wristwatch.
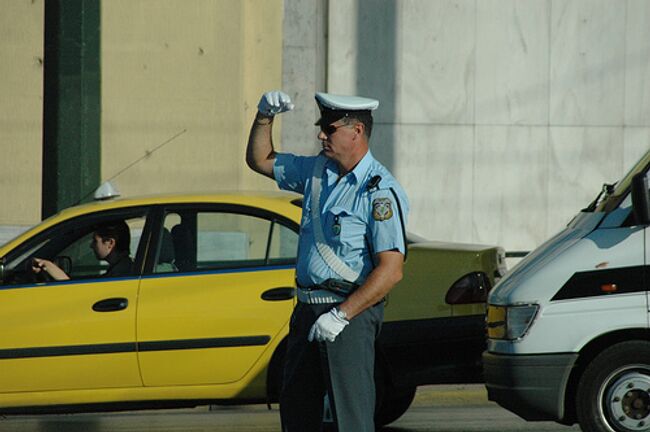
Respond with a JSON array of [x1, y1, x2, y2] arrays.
[[334, 307, 348, 321]]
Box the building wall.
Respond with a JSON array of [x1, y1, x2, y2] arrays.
[[0, 0, 284, 244], [325, 0, 650, 252], [101, 0, 283, 198], [280, 0, 328, 155], [2, 0, 649, 255], [0, 0, 44, 237]]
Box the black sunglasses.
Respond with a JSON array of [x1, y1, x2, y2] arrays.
[[320, 122, 350, 136]]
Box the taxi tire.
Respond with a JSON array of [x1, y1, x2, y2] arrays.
[[576, 341, 650, 432], [374, 381, 416, 428]]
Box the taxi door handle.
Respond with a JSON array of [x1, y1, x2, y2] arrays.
[[93, 298, 129, 312], [261, 287, 295, 301]]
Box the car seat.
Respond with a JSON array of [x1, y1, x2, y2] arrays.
[[155, 228, 178, 273], [171, 224, 196, 272]]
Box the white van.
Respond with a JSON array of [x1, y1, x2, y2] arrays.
[[484, 150, 650, 432]]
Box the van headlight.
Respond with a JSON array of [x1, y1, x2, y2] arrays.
[[486, 304, 539, 340]]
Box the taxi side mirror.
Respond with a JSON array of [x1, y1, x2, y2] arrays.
[[631, 173, 650, 225]]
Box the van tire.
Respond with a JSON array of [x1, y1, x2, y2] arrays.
[[576, 341, 650, 432]]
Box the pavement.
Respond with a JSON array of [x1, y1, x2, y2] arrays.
[[411, 384, 489, 407], [0, 384, 581, 432]]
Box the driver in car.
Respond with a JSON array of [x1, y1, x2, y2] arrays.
[[31, 221, 133, 280]]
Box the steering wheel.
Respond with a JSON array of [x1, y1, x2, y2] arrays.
[[25, 259, 52, 283]]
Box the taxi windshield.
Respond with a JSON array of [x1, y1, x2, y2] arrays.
[[595, 150, 650, 213]]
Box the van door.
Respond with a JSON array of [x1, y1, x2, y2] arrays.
[[646, 226, 650, 328]]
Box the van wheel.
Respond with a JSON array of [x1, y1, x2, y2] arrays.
[[576, 341, 650, 432]]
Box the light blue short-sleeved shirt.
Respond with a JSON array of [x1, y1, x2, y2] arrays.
[[273, 150, 409, 287]]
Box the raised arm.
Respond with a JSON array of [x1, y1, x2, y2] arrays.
[[245, 90, 294, 179]]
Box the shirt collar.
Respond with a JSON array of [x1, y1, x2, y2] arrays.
[[324, 150, 374, 184]]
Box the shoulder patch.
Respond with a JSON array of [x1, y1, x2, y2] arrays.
[[372, 198, 394, 221]]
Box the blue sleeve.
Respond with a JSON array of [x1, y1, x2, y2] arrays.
[[273, 153, 315, 194], [369, 187, 409, 255]]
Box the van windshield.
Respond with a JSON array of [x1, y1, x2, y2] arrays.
[[595, 150, 650, 212]]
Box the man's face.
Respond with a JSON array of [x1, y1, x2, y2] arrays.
[[317, 120, 359, 163], [90, 234, 114, 260]]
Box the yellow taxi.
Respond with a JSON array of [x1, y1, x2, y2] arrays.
[[0, 191, 505, 426]]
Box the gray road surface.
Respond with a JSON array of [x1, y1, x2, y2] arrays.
[[0, 385, 581, 432]]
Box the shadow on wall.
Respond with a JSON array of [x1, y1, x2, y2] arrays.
[[356, 0, 397, 171]]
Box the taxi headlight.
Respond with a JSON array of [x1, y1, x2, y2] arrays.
[[487, 304, 539, 340]]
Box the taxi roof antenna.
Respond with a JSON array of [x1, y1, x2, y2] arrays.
[[77, 128, 188, 203]]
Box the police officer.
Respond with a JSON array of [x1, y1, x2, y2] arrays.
[[246, 90, 409, 431]]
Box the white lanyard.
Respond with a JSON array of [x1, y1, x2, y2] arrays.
[[310, 156, 361, 283]]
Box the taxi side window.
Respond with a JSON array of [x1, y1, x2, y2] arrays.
[[153, 210, 298, 273], [57, 217, 145, 279], [1, 213, 147, 285], [268, 223, 299, 265]]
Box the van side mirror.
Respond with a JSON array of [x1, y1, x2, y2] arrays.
[[631, 173, 650, 225]]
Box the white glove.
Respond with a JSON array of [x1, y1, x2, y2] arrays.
[[257, 90, 295, 117], [308, 308, 349, 343]]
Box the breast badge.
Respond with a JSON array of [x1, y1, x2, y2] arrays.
[[332, 215, 341, 235], [372, 198, 393, 221]]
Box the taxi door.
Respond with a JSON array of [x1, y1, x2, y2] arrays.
[[0, 211, 149, 393], [136, 205, 298, 386]]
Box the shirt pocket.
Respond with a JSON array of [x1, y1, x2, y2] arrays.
[[328, 206, 366, 253]]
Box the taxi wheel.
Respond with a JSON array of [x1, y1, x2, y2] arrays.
[[576, 341, 650, 432], [374, 382, 416, 428]]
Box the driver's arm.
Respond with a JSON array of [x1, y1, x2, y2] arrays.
[[32, 258, 70, 281]]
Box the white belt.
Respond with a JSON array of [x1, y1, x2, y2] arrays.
[[310, 156, 361, 283], [297, 288, 346, 304]]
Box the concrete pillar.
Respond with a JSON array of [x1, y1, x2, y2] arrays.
[[42, 0, 101, 218], [281, 0, 328, 155]]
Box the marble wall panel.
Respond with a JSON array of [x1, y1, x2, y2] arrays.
[[372, 124, 475, 243], [547, 127, 624, 237], [399, 0, 475, 124], [550, 0, 626, 126], [625, 0, 650, 126], [473, 126, 549, 251], [623, 128, 650, 169], [476, 0, 550, 126], [322, 0, 648, 254]]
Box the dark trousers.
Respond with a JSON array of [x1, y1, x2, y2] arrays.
[[280, 301, 383, 432]]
